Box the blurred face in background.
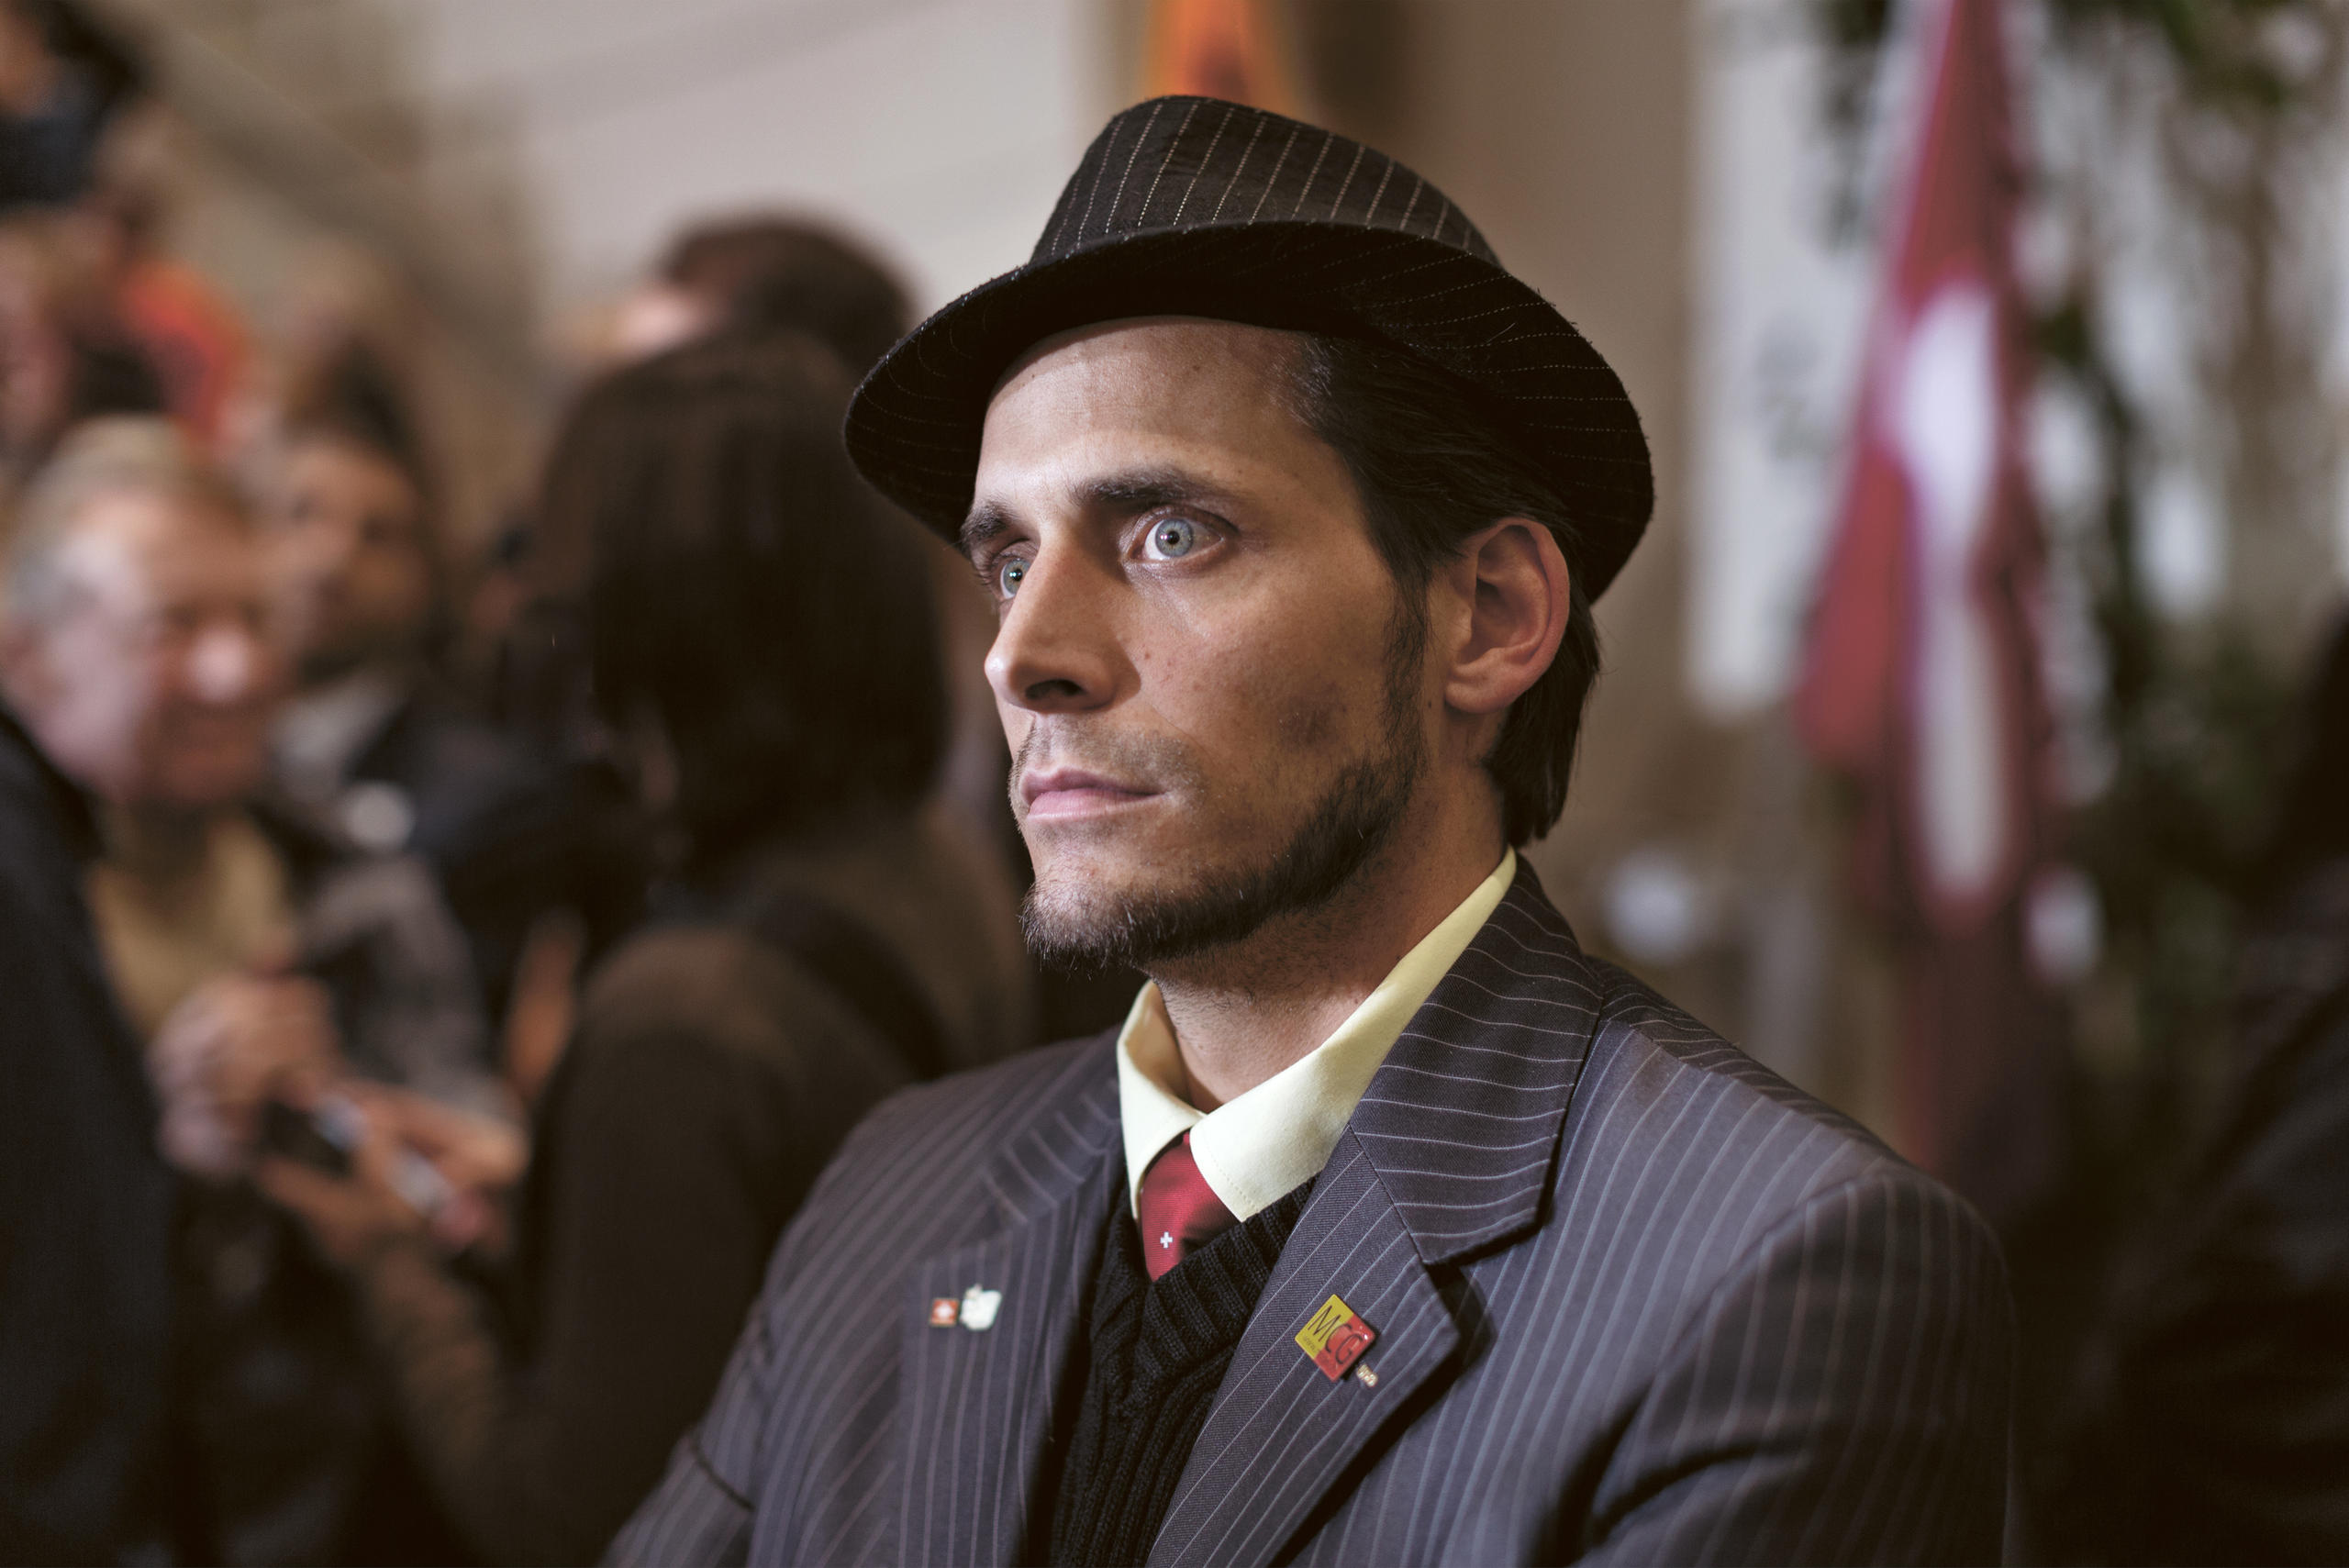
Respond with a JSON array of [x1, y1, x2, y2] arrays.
[[263, 432, 433, 684], [6, 488, 282, 812]]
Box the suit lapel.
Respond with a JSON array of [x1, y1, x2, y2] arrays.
[[895, 1046, 1122, 1567], [1150, 867, 1608, 1566], [1148, 1130, 1455, 1566]]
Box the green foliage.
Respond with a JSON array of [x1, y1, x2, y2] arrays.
[[2039, 272, 2292, 1204], [2044, 0, 2330, 112], [1814, 0, 1898, 137]]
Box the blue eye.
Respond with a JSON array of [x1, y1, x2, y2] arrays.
[[1146, 517, 1199, 559], [996, 556, 1028, 597]]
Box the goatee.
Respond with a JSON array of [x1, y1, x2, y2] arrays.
[[1019, 602, 1428, 974]]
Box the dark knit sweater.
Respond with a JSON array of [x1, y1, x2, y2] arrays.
[[1039, 1181, 1313, 1567]]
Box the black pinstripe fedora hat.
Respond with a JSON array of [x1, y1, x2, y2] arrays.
[[845, 95, 1653, 599]]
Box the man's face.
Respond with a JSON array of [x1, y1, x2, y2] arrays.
[[263, 435, 433, 682], [15, 490, 281, 811], [969, 318, 1430, 970]]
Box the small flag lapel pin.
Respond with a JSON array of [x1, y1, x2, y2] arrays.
[[958, 1284, 1003, 1331], [1295, 1294, 1376, 1382], [928, 1297, 960, 1328]]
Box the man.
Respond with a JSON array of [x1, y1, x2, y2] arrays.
[[7, 418, 492, 1108], [617, 98, 2011, 1567], [258, 353, 626, 1039], [263, 350, 495, 858], [1, 417, 494, 1562]]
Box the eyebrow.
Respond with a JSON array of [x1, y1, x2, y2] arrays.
[[1080, 465, 1230, 515], [960, 465, 1236, 559], [959, 502, 1014, 559]]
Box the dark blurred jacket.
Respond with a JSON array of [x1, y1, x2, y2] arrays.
[[0, 64, 108, 211], [0, 703, 174, 1566], [337, 804, 1029, 1565], [2051, 855, 2349, 1563]]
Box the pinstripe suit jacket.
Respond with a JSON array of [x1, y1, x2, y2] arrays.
[[612, 867, 2012, 1566]]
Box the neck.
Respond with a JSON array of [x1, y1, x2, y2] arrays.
[[1151, 785, 1504, 1110], [105, 801, 230, 884]]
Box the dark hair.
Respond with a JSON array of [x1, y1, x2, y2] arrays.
[[1287, 334, 1603, 846], [273, 342, 450, 651], [547, 329, 946, 862], [280, 342, 435, 507], [660, 217, 911, 376], [12, 0, 146, 111]]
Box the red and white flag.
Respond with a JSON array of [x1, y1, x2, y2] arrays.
[[1796, 0, 2060, 1211]]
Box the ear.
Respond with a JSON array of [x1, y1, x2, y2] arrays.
[[1440, 518, 1570, 718]]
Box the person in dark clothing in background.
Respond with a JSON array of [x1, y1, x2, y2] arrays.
[[2043, 613, 2349, 1566], [263, 351, 487, 861], [260, 349, 640, 1050], [0, 212, 163, 495], [0, 0, 144, 216], [609, 212, 1133, 1044], [260, 329, 1030, 1565], [0, 706, 173, 1566]]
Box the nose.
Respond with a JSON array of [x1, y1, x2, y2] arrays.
[[984, 547, 1125, 717], [186, 620, 266, 704]]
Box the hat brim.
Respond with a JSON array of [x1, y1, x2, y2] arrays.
[[845, 221, 1653, 600]]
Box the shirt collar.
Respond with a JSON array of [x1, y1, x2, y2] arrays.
[[1116, 848, 1517, 1220], [273, 663, 409, 804]]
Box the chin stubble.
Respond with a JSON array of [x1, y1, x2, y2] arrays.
[[1019, 599, 1429, 975]]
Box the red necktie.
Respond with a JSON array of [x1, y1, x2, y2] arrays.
[[1135, 1130, 1237, 1281]]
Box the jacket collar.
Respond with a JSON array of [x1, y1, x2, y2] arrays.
[[0, 698, 102, 864], [975, 859, 1605, 1255], [1347, 858, 1606, 1263]]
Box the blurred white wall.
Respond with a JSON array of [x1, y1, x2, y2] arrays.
[[103, 0, 1119, 534], [1687, 0, 1873, 717], [398, 0, 1111, 316]]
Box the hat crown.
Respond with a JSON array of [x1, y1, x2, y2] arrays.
[[848, 96, 1653, 602], [1033, 96, 1500, 269]]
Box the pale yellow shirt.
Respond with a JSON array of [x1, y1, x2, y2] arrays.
[[88, 811, 297, 1040], [1117, 849, 1516, 1219]]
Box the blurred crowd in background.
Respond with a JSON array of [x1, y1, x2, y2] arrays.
[[0, 5, 1073, 1561], [0, 0, 2345, 1563]]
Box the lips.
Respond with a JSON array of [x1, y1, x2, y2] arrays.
[[1019, 766, 1157, 821]]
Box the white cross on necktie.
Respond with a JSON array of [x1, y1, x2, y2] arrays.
[[1160, 1231, 1174, 1250]]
